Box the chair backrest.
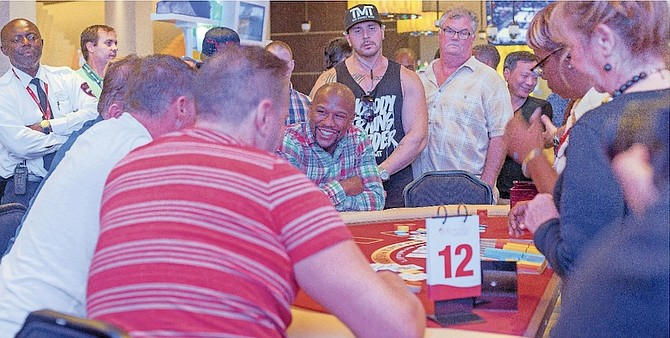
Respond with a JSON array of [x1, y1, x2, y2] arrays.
[[14, 309, 130, 338], [0, 203, 27, 255], [403, 170, 494, 207]]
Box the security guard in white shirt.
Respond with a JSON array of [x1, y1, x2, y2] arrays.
[[0, 18, 98, 206]]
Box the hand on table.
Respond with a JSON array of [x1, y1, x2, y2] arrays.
[[508, 193, 559, 236], [524, 194, 559, 233], [508, 201, 529, 237]]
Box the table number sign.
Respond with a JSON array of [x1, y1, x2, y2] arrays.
[[426, 207, 482, 301]]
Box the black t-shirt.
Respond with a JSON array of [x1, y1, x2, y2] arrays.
[[335, 60, 411, 208]]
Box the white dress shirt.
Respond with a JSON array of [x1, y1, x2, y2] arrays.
[[0, 113, 152, 336], [0, 65, 98, 178]]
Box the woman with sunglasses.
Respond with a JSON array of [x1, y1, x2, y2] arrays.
[[509, 1, 669, 281], [504, 3, 609, 196]]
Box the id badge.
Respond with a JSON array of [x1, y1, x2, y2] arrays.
[[13, 162, 28, 195]]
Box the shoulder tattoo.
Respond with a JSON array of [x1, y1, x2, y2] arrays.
[[352, 73, 366, 84], [353, 73, 383, 84], [324, 73, 337, 84]]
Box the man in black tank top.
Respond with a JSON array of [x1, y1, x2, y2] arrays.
[[310, 4, 428, 209]]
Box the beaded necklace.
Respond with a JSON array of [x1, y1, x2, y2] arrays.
[[612, 68, 669, 98]]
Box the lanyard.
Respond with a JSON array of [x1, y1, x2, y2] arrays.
[[81, 63, 103, 89], [13, 69, 52, 120]]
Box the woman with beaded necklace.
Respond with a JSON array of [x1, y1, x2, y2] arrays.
[[508, 1, 669, 279], [504, 2, 610, 197]]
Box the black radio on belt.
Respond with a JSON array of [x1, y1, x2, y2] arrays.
[[14, 161, 28, 195]]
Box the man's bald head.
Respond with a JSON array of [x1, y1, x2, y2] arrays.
[[312, 82, 356, 113], [1, 18, 43, 76], [309, 83, 357, 154]]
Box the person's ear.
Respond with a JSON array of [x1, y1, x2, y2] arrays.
[[288, 59, 295, 74], [175, 96, 196, 129], [592, 23, 615, 59], [103, 102, 123, 119], [503, 68, 511, 81], [253, 99, 273, 134], [86, 41, 95, 54], [344, 32, 352, 46]]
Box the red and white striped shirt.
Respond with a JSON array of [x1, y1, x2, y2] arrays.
[[87, 128, 352, 337]]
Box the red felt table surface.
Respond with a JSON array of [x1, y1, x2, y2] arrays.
[[292, 215, 557, 336]]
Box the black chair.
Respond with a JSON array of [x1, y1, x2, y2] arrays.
[[0, 203, 27, 255], [14, 309, 130, 338], [403, 170, 494, 207]]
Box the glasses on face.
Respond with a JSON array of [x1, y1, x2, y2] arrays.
[[360, 94, 375, 123], [440, 27, 472, 40], [531, 47, 564, 78]]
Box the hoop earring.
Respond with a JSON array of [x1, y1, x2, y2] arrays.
[[604, 63, 612, 71]]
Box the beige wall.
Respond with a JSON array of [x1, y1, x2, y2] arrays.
[[1, 0, 171, 71], [37, 1, 105, 68]]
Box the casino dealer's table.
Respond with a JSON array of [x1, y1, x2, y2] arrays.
[[288, 205, 561, 338]]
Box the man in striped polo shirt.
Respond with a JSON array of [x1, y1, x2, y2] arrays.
[[87, 46, 425, 338]]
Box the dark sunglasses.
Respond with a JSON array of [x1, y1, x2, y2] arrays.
[[360, 94, 375, 123]]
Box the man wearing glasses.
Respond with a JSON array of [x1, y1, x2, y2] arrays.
[[310, 4, 428, 209], [412, 8, 513, 202]]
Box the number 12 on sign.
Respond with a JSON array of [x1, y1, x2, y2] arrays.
[[440, 244, 474, 278], [426, 215, 481, 301]]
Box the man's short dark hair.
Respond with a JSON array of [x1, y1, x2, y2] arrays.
[[125, 54, 196, 117], [196, 46, 288, 124], [324, 37, 351, 70], [201, 27, 240, 58], [473, 44, 501, 69], [80, 25, 114, 61], [503, 51, 538, 72], [97, 54, 141, 115]]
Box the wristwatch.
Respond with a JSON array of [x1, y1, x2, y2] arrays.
[[40, 119, 52, 134], [378, 166, 390, 181]]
